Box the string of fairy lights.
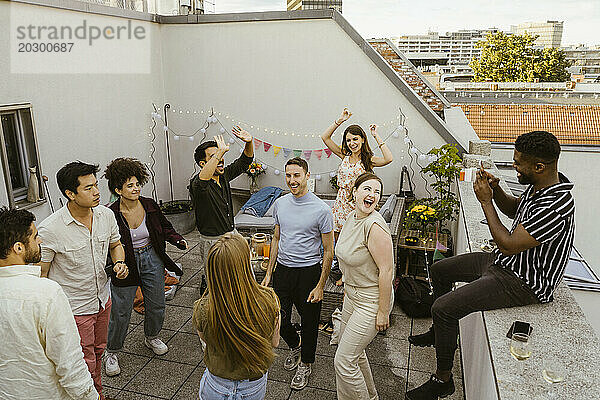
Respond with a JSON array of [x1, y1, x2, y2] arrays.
[[147, 105, 439, 185]]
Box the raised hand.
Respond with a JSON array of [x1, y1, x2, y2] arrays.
[[369, 124, 378, 137], [231, 125, 252, 143], [479, 165, 500, 189], [473, 172, 493, 204], [336, 108, 352, 125], [214, 135, 230, 157]]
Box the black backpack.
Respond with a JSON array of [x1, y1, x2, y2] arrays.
[[394, 277, 434, 318]]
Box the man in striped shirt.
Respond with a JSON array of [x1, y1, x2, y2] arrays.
[[406, 131, 575, 400]]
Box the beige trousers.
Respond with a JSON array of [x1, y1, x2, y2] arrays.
[[334, 284, 392, 400]]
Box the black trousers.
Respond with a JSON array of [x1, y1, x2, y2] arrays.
[[430, 252, 539, 371], [273, 262, 322, 364]]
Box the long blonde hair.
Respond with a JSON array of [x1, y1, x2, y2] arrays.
[[202, 233, 278, 375]]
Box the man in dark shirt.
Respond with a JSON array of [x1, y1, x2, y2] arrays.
[[406, 131, 575, 400], [189, 126, 253, 274]]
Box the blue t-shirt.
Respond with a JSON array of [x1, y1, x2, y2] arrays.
[[273, 192, 333, 268]]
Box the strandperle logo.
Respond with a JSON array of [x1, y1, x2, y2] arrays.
[[15, 19, 146, 46]]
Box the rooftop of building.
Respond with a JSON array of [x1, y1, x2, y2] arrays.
[[457, 103, 600, 145]]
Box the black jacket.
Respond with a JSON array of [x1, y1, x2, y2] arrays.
[[108, 196, 185, 287]]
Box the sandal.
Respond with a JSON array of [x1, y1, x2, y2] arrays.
[[319, 321, 334, 335]]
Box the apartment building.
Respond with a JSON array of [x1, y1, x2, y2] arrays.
[[510, 20, 563, 48], [392, 28, 498, 66]]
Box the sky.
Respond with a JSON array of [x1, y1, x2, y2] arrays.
[[212, 0, 599, 46]]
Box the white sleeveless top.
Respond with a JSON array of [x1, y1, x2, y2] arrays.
[[130, 214, 151, 249]]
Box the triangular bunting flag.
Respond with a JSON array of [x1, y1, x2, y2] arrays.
[[303, 150, 312, 161], [254, 138, 262, 149], [314, 149, 323, 160], [264, 142, 272, 152], [293, 150, 302, 158], [283, 148, 292, 158], [324, 148, 333, 158], [433, 248, 446, 263], [273, 146, 282, 157]]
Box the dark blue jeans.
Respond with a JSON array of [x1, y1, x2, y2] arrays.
[[107, 245, 166, 351]]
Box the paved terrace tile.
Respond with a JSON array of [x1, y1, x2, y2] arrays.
[[103, 232, 465, 399]]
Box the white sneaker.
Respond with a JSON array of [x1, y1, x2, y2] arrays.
[[283, 345, 301, 371], [290, 362, 311, 390], [144, 337, 168, 355], [104, 352, 120, 376]]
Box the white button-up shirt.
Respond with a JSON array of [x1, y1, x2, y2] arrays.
[[38, 205, 120, 315], [0, 265, 98, 400]]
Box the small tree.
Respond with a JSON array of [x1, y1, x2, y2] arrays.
[[470, 32, 570, 82], [422, 144, 462, 226]]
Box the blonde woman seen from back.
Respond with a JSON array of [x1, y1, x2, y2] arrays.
[[334, 172, 395, 400], [193, 233, 281, 400]]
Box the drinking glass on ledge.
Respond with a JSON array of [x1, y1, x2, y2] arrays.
[[509, 332, 531, 374], [542, 358, 567, 398]]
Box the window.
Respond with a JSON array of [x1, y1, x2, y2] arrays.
[[0, 103, 44, 208]]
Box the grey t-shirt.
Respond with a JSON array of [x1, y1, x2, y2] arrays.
[[273, 192, 333, 268]]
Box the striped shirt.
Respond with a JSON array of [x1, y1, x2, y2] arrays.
[[494, 173, 575, 303]]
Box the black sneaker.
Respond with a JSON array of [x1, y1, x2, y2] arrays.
[[408, 326, 435, 347], [405, 374, 455, 400]]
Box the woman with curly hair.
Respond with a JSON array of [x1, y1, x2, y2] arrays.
[[103, 158, 188, 377], [193, 233, 280, 400]]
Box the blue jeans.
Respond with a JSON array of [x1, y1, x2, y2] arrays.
[[107, 245, 166, 351], [198, 369, 267, 400]]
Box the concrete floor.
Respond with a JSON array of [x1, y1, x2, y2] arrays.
[[102, 231, 465, 399]]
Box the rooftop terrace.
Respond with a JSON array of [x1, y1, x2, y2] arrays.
[[2, 1, 600, 399]]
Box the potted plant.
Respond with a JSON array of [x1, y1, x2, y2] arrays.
[[403, 143, 462, 239], [246, 161, 266, 193], [160, 199, 195, 235]]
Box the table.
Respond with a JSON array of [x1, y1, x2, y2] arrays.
[[398, 229, 448, 276]]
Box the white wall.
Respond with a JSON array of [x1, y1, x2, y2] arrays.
[[158, 19, 449, 199], [0, 2, 168, 221]]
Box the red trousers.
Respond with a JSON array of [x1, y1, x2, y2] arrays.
[[74, 299, 112, 400]]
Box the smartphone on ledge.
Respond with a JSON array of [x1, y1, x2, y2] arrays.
[[506, 321, 533, 338]]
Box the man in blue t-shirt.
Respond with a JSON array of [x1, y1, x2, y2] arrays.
[[262, 157, 334, 391]]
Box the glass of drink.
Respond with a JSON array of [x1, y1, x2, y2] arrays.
[[542, 358, 566, 398], [252, 233, 267, 258], [509, 332, 531, 374]]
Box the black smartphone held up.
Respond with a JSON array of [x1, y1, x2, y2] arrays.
[[506, 321, 533, 339]]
